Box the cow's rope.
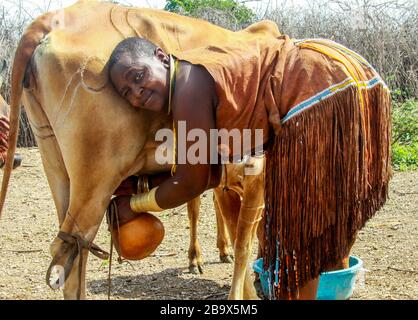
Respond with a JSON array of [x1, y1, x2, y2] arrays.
[[46, 210, 109, 299], [238, 206, 264, 225], [53, 56, 107, 130], [106, 199, 120, 300], [79, 56, 108, 93], [46, 231, 109, 300], [107, 230, 114, 300], [106, 198, 122, 300]]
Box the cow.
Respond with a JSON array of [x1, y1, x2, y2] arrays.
[[0, 1, 282, 299], [187, 156, 265, 299], [187, 195, 234, 275], [0, 58, 22, 170], [212, 157, 265, 299]]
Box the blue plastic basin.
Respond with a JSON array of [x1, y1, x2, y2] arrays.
[[253, 255, 363, 300]]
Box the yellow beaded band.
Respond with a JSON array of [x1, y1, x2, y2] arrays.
[[130, 187, 163, 212]]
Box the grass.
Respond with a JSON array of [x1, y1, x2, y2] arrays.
[[391, 99, 418, 171]]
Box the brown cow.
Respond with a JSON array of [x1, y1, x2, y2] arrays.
[[213, 156, 265, 299]]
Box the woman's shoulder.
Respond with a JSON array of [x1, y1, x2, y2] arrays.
[[178, 60, 214, 84], [175, 60, 218, 105]]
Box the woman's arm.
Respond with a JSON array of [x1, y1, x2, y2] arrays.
[[131, 63, 219, 211], [154, 63, 219, 209], [148, 164, 221, 190], [113, 165, 221, 196]]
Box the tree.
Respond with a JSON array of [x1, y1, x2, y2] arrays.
[[164, 0, 255, 29]]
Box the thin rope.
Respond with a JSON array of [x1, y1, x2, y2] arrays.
[[106, 200, 117, 300], [107, 237, 113, 300], [52, 55, 108, 131], [53, 68, 82, 126], [64, 211, 83, 234], [238, 211, 264, 225], [106, 198, 136, 300], [79, 56, 108, 93]]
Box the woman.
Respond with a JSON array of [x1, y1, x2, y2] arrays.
[[108, 34, 391, 299]]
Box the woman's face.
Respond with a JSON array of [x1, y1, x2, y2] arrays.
[[110, 50, 170, 113]]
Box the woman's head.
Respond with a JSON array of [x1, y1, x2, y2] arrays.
[[109, 37, 170, 113]]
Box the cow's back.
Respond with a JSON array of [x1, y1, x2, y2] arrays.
[[28, 0, 281, 174]]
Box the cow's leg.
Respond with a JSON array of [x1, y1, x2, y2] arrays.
[[242, 210, 263, 300], [213, 188, 242, 296], [229, 158, 265, 300], [187, 196, 204, 274], [45, 138, 123, 299], [256, 214, 265, 260], [22, 92, 70, 224], [213, 189, 241, 245], [61, 249, 89, 300], [49, 188, 114, 300], [229, 205, 263, 300], [214, 192, 232, 263], [253, 214, 265, 297], [36, 137, 70, 224]]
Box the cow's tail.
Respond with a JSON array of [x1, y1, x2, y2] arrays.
[[0, 12, 55, 219]]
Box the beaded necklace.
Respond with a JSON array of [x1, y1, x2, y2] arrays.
[[167, 55, 179, 176]]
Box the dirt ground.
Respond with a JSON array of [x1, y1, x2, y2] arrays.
[[0, 148, 416, 300]]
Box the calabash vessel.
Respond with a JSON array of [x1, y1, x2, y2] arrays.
[[111, 211, 165, 260]]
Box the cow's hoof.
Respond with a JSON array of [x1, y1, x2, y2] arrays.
[[220, 254, 234, 263], [189, 264, 204, 274], [13, 154, 23, 169]]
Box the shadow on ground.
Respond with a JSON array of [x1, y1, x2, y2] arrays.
[[88, 267, 230, 300]]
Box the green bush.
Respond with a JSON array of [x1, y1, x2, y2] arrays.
[[392, 99, 418, 145], [391, 99, 418, 171], [164, 0, 255, 27], [392, 143, 418, 171]]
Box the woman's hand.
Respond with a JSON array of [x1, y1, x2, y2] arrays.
[[112, 195, 138, 226]]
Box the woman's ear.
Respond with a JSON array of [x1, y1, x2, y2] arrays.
[[155, 47, 169, 68]]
